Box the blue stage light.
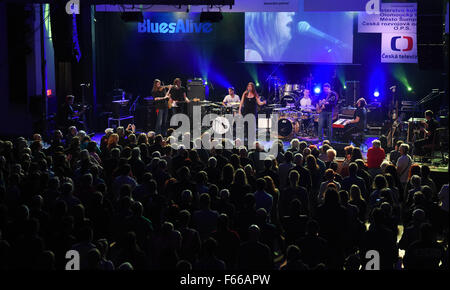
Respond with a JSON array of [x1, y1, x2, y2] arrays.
[[314, 87, 321, 94], [373, 90, 380, 97]]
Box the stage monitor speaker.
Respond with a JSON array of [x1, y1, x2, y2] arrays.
[[187, 84, 206, 101], [330, 142, 348, 157], [112, 102, 130, 119], [344, 81, 360, 107], [367, 106, 385, 126]]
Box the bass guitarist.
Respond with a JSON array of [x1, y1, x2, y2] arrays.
[[170, 78, 190, 115]]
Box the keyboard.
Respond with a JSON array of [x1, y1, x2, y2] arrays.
[[332, 118, 348, 129]]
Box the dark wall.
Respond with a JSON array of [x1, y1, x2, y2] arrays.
[[0, 3, 33, 137]]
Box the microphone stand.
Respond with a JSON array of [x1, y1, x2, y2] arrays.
[[130, 95, 140, 115], [208, 81, 214, 101], [80, 83, 89, 132], [265, 63, 283, 104]]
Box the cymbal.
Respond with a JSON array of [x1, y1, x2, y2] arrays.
[[112, 99, 129, 104]]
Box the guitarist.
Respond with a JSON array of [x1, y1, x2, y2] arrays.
[[170, 78, 190, 115], [316, 83, 338, 141], [60, 95, 86, 131]]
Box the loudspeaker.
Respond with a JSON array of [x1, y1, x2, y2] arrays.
[[187, 84, 206, 101], [112, 102, 130, 118], [418, 45, 444, 70], [50, 3, 73, 62], [417, 0, 445, 70], [344, 81, 360, 107], [330, 142, 348, 157]]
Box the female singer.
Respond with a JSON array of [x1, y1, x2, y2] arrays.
[[152, 79, 172, 136], [238, 82, 266, 117]]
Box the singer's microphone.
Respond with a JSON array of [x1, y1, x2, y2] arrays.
[[297, 21, 348, 48]]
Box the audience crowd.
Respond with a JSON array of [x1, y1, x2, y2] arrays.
[[0, 126, 448, 270]]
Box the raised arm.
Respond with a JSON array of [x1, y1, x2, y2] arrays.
[[256, 95, 266, 106]]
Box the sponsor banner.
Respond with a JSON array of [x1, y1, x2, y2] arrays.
[[358, 2, 416, 33], [96, 0, 299, 12], [381, 33, 417, 63]]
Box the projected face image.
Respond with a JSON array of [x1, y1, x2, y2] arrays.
[[244, 12, 296, 62], [277, 12, 295, 43], [245, 10, 354, 63]]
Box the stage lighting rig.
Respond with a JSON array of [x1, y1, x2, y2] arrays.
[[83, 1, 234, 5]]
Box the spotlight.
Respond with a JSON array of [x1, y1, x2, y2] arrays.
[[407, 87, 412, 91], [314, 87, 321, 94], [256, 82, 260, 87], [204, 81, 208, 85], [373, 90, 380, 97], [343, 85, 347, 89]]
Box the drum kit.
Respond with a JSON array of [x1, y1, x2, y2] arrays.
[[189, 80, 320, 139], [269, 82, 319, 139]]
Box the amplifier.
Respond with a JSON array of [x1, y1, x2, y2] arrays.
[[187, 84, 206, 101], [340, 106, 356, 116], [400, 106, 417, 112], [401, 101, 416, 106], [187, 79, 204, 86]]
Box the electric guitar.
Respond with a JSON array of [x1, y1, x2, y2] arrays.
[[316, 98, 328, 114], [71, 104, 91, 120], [170, 97, 200, 108]]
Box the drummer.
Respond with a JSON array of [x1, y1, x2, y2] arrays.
[[299, 88, 314, 111], [222, 87, 240, 107]]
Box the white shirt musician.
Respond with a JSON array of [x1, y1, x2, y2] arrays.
[[222, 87, 240, 107], [299, 88, 312, 108]]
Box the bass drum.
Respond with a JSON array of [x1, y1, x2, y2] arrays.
[[281, 93, 298, 107], [278, 118, 300, 138]]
